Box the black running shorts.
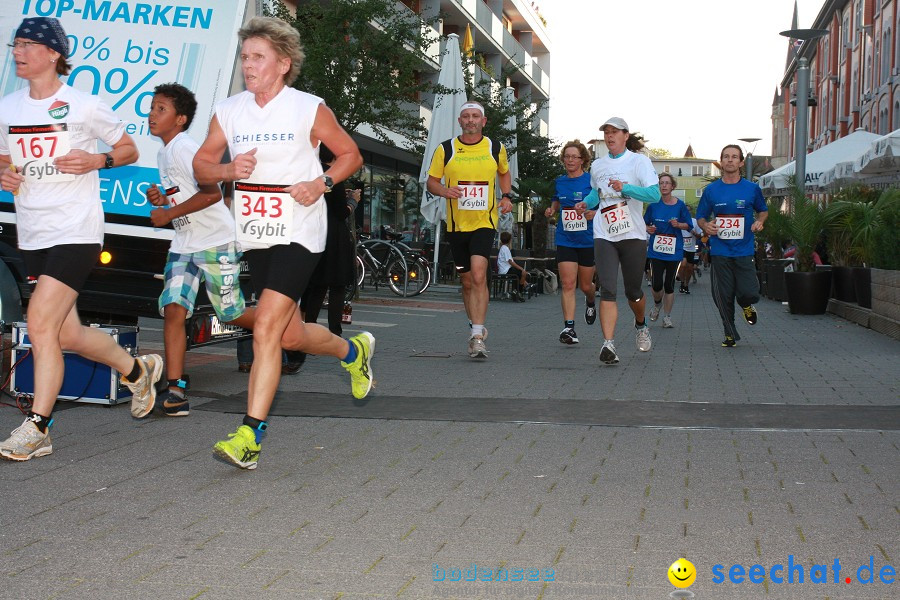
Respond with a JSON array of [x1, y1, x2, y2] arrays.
[[446, 228, 495, 273], [244, 243, 321, 302], [556, 245, 594, 267]]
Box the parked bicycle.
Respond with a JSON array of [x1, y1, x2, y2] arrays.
[[354, 231, 431, 297]]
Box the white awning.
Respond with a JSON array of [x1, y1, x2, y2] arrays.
[[759, 130, 881, 195]]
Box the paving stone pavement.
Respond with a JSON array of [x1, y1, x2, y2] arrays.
[[1, 275, 897, 600]]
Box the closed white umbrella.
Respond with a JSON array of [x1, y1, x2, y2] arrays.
[[498, 86, 518, 237], [419, 34, 466, 281]]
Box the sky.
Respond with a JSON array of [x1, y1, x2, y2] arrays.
[[542, 0, 825, 159]]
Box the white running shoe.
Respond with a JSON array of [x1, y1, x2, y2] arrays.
[[123, 354, 164, 418], [599, 340, 619, 364], [0, 419, 52, 461], [662, 316, 674, 328], [649, 304, 661, 321], [636, 325, 652, 352], [468, 336, 487, 358]]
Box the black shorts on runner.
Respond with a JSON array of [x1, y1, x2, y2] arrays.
[[21, 244, 100, 293], [683, 251, 699, 264], [244, 243, 321, 302], [556, 245, 594, 267], [446, 228, 495, 273]]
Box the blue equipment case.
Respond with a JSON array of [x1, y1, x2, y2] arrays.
[[10, 322, 139, 405]]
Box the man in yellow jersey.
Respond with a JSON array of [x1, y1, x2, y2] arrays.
[[427, 101, 513, 358]]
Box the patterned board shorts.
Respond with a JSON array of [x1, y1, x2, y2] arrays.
[[159, 242, 245, 322]]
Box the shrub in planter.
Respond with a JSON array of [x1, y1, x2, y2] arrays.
[[785, 187, 831, 314]]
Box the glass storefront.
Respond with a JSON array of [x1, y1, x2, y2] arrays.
[[351, 148, 424, 242]]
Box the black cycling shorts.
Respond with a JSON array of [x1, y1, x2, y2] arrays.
[[21, 244, 100, 293]]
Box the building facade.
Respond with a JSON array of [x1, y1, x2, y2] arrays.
[[774, 0, 900, 163]]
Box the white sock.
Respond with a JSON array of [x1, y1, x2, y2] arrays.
[[471, 324, 485, 338]]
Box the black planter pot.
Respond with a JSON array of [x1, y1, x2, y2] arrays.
[[785, 270, 833, 315], [765, 259, 791, 301], [853, 267, 872, 308], [831, 266, 857, 303]]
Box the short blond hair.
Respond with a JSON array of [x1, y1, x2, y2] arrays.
[[239, 17, 305, 85]]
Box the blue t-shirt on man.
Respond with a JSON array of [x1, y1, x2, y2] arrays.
[[696, 178, 768, 258], [643, 199, 693, 261], [552, 172, 593, 248]]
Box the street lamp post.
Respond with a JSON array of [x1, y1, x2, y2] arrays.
[[780, 28, 829, 193], [739, 137, 761, 181]]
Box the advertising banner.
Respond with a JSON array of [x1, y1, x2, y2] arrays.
[[0, 0, 247, 217]]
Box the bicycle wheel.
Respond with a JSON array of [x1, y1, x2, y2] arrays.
[[387, 254, 429, 296]]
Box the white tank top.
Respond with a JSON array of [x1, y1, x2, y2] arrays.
[[216, 87, 326, 252]]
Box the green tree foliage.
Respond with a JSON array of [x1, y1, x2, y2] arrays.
[[266, 0, 444, 150]]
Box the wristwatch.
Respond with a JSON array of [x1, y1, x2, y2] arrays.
[[321, 174, 334, 192], [502, 192, 514, 200], [102, 153, 114, 169]]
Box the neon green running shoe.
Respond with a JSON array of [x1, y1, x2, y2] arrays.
[[213, 425, 260, 470], [341, 332, 375, 399]]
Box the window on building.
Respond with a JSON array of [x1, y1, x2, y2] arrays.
[[882, 29, 892, 82], [664, 165, 670, 173], [874, 40, 880, 87], [841, 14, 849, 58], [864, 49, 872, 92], [691, 165, 705, 176], [852, 68, 858, 107], [894, 101, 900, 130], [855, 0, 863, 45]]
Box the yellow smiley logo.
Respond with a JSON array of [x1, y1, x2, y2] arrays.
[[668, 558, 696, 588]]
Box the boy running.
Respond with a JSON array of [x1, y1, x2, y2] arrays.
[[147, 83, 253, 415]]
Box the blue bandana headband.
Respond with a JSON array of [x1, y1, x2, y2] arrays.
[[14, 17, 69, 57]]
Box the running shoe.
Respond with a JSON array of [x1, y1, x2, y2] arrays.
[[213, 425, 260, 470], [282, 350, 307, 375], [467, 324, 488, 341], [662, 316, 674, 328], [722, 336, 736, 348], [0, 419, 52, 461], [123, 354, 163, 418], [156, 390, 190, 417], [649, 304, 661, 321], [636, 324, 652, 352], [559, 327, 579, 345], [599, 340, 619, 364], [682, 288, 691, 295], [341, 332, 375, 399], [742, 305, 758, 325], [468, 335, 487, 358], [584, 304, 597, 325]]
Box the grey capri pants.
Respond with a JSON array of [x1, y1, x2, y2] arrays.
[[594, 238, 647, 302]]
